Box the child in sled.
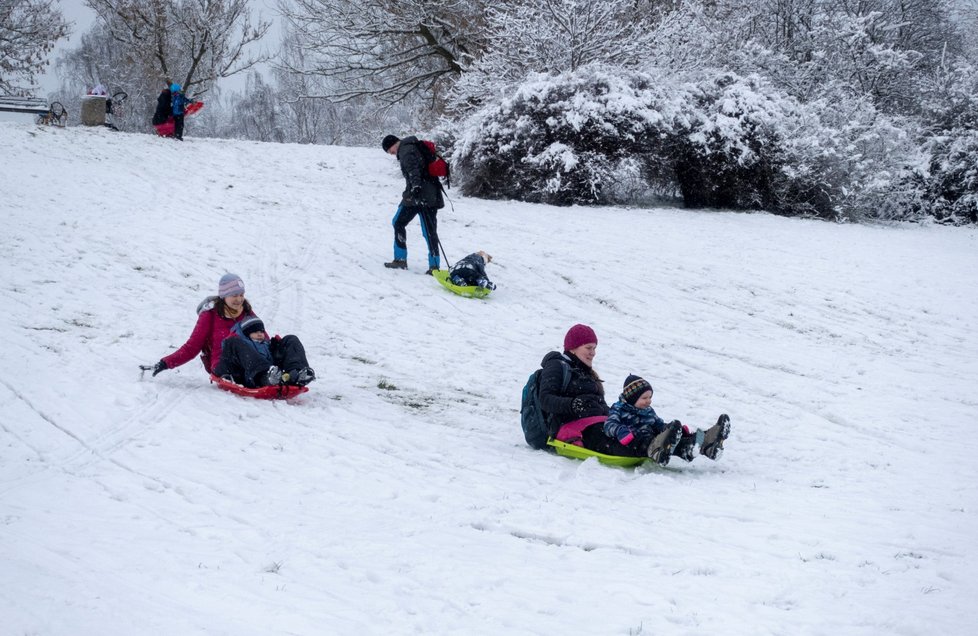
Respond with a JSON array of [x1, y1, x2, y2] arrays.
[[214, 316, 316, 388], [449, 251, 495, 290], [600, 375, 730, 466]]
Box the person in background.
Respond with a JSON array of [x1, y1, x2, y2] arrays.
[[170, 83, 194, 141], [381, 134, 445, 274], [152, 83, 172, 129]]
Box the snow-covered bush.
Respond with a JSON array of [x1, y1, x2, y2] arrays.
[[900, 130, 978, 225], [781, 84, 918, 221], [453, 67, 679, 206], [453, 66, 923, 220], [659, 72, 795, 211]]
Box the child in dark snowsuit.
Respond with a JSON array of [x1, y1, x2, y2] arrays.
[[214, 316, 316, 388], [602, 375, 731, 466], [449, 251, 496, 290]]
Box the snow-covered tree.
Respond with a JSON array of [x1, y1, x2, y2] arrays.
[[450, 0, 667, 112], [655, 0, 964, 115], [276, 0, 487, 113], [224, 71, 285, 142], [53, 20, 158, 131], [271, 27, 407, 146], [0, 0, 68, 94], [913, 130, 978, 224], [83, 0, 270, 96]]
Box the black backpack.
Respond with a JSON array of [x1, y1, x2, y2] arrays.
[[520, 360, 570, 449]]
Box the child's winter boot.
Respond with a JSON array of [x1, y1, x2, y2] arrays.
[[700, 414, 731, 460], [673, 431, 702, 462], [647, 421, 683, 466]]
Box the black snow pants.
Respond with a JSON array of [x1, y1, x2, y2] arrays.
[[214, 335, 310, 388], [173, 114, 185, 140]]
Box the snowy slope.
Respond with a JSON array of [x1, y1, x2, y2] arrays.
[[1, 122, 976, 636]]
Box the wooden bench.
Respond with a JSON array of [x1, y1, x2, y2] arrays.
[[0, 96, 67, 125]]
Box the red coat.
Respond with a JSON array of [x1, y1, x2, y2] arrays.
[[162, 308, 252, 372]]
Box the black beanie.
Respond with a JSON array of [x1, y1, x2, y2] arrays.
[[239, 316, 265, 337], [382, 134, 400, 151], [622, 374, 653, 405]]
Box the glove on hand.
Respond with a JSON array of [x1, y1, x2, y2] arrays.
[[152, 360, 168, 376], [410, 185, 423, 204], [617, 430, 636, 446]]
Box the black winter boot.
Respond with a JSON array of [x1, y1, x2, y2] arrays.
[[384, 259, 408, 270], [293, 367, 316, 386], [701, 414, 731, 460], [673, 432, 699, 462]]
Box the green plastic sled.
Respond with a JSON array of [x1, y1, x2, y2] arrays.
[[547, 439, 649, 467], [432, 269, 492, 299]]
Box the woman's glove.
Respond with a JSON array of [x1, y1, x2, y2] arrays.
[[151, 360, 168, 376]]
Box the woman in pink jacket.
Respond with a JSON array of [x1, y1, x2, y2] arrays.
[[148, 273, 255, 376]]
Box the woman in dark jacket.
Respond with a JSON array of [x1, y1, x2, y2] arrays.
[[152, 85, 171, 126], [538, 324, 611, 451]]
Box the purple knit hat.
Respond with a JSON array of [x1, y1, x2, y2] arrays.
[[218, 273, 245, 298], [564, 324, 597, 351]]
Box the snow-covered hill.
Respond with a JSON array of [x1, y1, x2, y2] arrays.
[[1, 122, 976, 635]]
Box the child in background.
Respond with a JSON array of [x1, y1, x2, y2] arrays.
[[603, 375, 731, 466], [450, 251, 496, 290], [170, 83, 194, 140]]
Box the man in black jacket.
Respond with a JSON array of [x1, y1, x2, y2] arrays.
[[381, 134, 445, 274]]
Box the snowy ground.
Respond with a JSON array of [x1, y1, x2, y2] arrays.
[[1, 122, 976, 636]]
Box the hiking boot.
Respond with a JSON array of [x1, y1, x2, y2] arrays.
[[384, 259, 407, 270], [647, 421, 684, 466], [425, 267, 439, 275], [294, 367, 316, 386], [673, 433, 699, 462], [700, 414, 731, 460], [264, 365, 283, 386]]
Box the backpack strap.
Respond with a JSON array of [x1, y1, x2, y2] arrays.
[[542, 358, 573, 444], [557, 353, 573, 392]]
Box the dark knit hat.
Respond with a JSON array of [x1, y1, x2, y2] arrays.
[[382, 134, 400, 151], [239, 316, 265, 337], [564, 324, 597, 352], [622, 374, 653, 405]]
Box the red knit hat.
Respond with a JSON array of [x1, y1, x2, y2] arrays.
[[564, 324, 597, 351]]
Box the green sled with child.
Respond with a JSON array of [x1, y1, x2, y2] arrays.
[[433, 251, 496, 298]]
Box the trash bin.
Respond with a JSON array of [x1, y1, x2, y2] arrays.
[[80, 95, 107, 126]]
